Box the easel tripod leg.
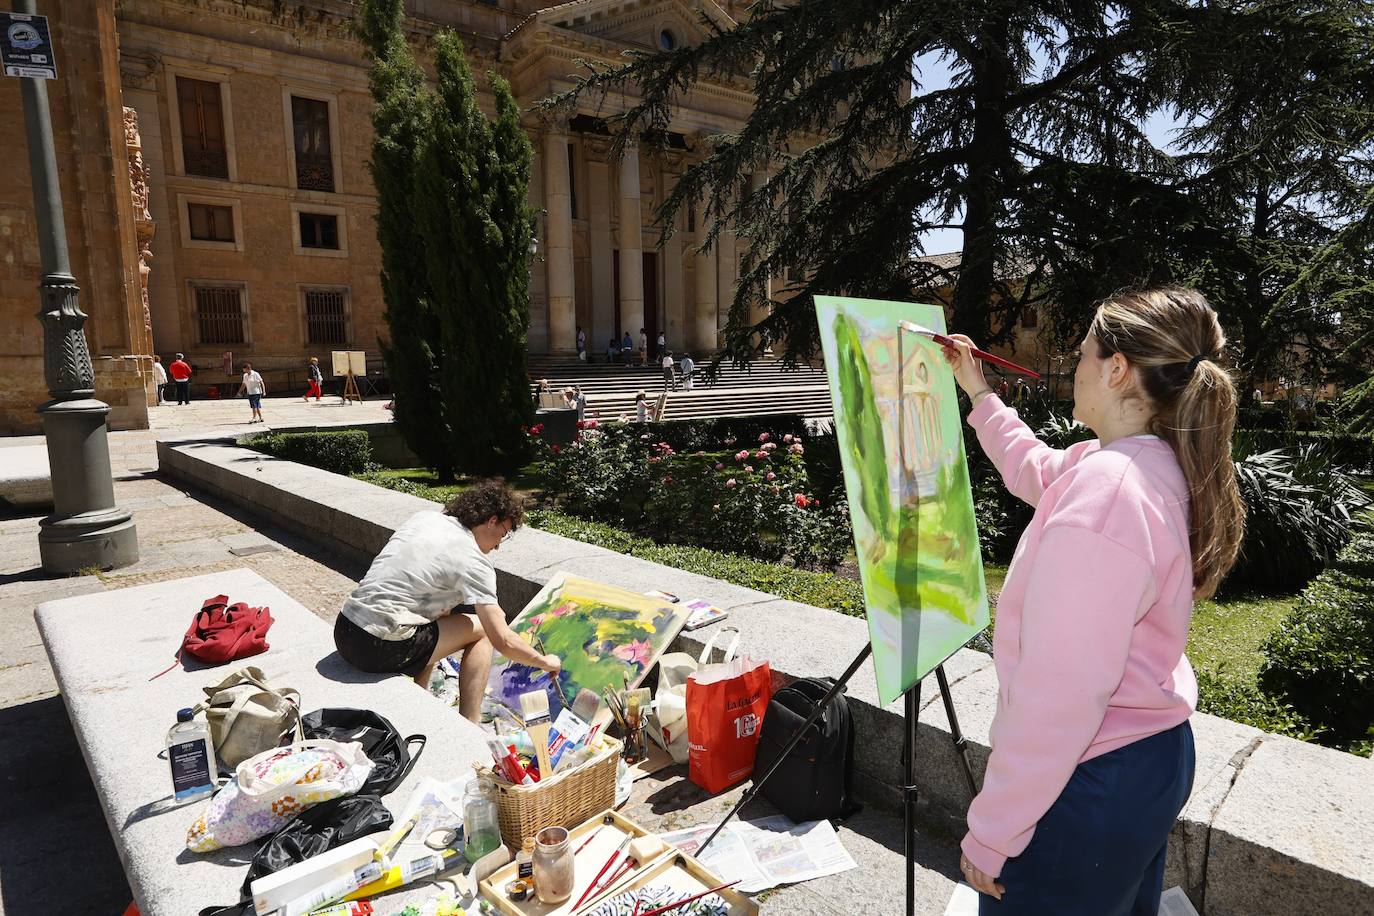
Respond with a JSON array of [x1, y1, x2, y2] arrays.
[[904, 679, 921, 916], [935, 663, 979, 798]]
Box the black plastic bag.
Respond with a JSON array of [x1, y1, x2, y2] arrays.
[[199, 795, 393, 916], [302, 707, 426, 797]]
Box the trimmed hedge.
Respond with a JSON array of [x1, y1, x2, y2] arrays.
[[1258, 527, 1374, 749], [241, 430, 373, 476]]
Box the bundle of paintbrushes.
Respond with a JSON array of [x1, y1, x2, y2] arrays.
[[485, 689, 606, 785], [603, 687, 651, 764]]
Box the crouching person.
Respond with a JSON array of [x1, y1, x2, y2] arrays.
[[334, 479, 561, 722]]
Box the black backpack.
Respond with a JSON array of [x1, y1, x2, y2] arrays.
[[753, 677, 861, 823]]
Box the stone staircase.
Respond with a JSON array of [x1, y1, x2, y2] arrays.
[[527, 355, 834, 421]]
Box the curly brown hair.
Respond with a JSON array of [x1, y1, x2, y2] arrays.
[[444, 478, 525, 530]]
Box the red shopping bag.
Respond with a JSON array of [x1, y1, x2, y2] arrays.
[[686, 635, 772, 794]]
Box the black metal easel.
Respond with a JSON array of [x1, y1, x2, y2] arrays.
[[695, 644, 979, 916]]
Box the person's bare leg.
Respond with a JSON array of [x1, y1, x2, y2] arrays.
[[415, 613, 493, 723], [457, 636, 494, 723]]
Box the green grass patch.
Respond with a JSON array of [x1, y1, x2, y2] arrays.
[[1187, 591, 1298, 684]]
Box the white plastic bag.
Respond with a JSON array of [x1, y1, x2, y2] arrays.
[[651, 628, 740, 764], [186, 739, 374, 852]]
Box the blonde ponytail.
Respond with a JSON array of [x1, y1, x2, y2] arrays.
[[1090, 287, 1246, 599]]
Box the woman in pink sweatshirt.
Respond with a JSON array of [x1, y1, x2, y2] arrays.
[[943, 287, 1245, 915]]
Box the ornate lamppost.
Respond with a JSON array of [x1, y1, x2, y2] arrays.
[[14, 0, 138, 571]]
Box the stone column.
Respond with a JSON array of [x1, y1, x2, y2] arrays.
[[747, 170, 771, 335], [617, 141, 644, 343], [691, 196, 717, 352], [716, 212, 736, 344], [586, 152, 615, 349], [662, 164, 685, 350], [543, 129, 576, 354]]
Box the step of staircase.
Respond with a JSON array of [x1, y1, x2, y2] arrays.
[[582, 382, 834, 422]]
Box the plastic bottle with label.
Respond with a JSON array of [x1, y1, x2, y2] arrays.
[[166, 707, 216, 804]]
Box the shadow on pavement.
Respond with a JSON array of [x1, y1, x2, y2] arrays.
[[0, 696, 131, 914]]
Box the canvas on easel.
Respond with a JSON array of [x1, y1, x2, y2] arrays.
[[332, 350, 365, 403], [814, 296, 989, 705], [482, 572, 692, 726]]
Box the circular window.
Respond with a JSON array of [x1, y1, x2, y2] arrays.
[[659, 29, 677, 51]]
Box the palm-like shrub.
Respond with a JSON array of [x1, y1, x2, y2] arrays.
[[1224, 438, 1372, 594]]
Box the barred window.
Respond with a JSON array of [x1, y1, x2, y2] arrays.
[[304, 287, 349, 345], [177, 77, 228, 179], [194, 285, 246, 345], [299, 212, 339, 249], [291, 96, 334, 192], [188, 203, 235, 242]]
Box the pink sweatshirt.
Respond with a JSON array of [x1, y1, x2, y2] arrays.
[[959, 395, 1198, 877]]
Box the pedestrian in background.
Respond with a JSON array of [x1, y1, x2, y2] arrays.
[[305, 356, 323, 402], [576, 325, 587, 361], [169, 352, 192, 405], [638, 328, 648, 366], [152, 354, 168, 406], [237, 362, 267, 423], [680, 352, 695, 391], [656, 330, 667, 360], [662, 351, 676, 390], [622, 331, 633, 368]]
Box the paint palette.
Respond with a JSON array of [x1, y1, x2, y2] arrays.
[[477, 810, 756, 916]]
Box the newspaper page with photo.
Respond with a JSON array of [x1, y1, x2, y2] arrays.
[[659, 816, 857, 893]]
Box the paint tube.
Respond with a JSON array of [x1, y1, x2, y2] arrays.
[[549, 709, 593, 770], [303, 902, 373, 916], [486, 736, 534, 786]]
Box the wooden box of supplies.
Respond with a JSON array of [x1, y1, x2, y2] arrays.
[[482, 734, 622, 849]]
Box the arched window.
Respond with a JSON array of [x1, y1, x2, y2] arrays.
[[659, 29, 678, 51]]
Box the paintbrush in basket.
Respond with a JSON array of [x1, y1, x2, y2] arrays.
[[518, 689, 554, 783]]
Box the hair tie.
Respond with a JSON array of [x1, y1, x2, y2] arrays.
[[1187, 354, 1207, 376]]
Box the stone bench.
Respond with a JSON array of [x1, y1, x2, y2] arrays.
[[35, 567, 492, 916], [0, 443, 54, 508], [157, 434, 1374, 914]]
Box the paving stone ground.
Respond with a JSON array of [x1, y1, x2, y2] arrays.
[[0, 401, 964, 915]]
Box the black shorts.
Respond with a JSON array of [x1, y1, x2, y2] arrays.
[[334, 613, 440, 678]]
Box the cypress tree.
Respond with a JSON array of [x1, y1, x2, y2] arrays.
[[416, 33, 535, 475], [362, 6, 535, 477]]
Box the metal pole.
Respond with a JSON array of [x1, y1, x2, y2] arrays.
[[936, 663, 979, 798], [904, 679, 920, 916], [17, 0, 138, 572]]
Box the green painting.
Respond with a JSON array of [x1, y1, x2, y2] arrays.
[[815, 296, 989, 704], [483, 573, 692, 725]]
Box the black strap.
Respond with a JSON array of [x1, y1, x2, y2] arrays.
[[390, 734, 426, 791]]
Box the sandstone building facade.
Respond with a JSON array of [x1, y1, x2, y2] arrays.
[[0, 0, 760, 433]]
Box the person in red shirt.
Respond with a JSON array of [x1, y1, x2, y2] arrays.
[[168, 353, 192, 405]]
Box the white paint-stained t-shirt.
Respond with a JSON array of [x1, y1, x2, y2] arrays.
[[340, 511, 499, 640]]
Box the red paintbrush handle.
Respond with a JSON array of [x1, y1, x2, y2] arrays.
[[571, 847, 625, 911], [927, 331, 1041, 380], [636, 880, 743, 916]]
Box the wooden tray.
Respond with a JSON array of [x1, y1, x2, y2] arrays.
[[479, 809, 655, 916], [576, 850, 759, 916]]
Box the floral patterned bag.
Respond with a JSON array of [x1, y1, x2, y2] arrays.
[[186, 739, 374, 852]]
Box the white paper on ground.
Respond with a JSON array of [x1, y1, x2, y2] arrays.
[[659, 815, 857, 893], [1159, 886, 1201, 916], [944, 882, 981, 916], [944, 882, 1201, 915]]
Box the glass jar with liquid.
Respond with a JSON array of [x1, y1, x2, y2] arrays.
[[462, 780, 501, 862], [533, 826, 574, 904]]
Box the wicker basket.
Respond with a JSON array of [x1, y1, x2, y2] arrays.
[[483, 735, 622, 849]]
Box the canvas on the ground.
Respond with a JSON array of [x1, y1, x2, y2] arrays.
[[814, 296, 989, 705], [483, 572, 692, 724]]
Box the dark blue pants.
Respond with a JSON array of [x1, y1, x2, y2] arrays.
[[981, 720, 1195, 916]]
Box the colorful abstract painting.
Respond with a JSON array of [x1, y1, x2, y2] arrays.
[[483, 573, 692, 724], [814, 296, 989, 705]]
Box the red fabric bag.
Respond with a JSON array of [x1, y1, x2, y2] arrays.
[[686, 644, 772, 794], [153, 595, 273, 679]]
